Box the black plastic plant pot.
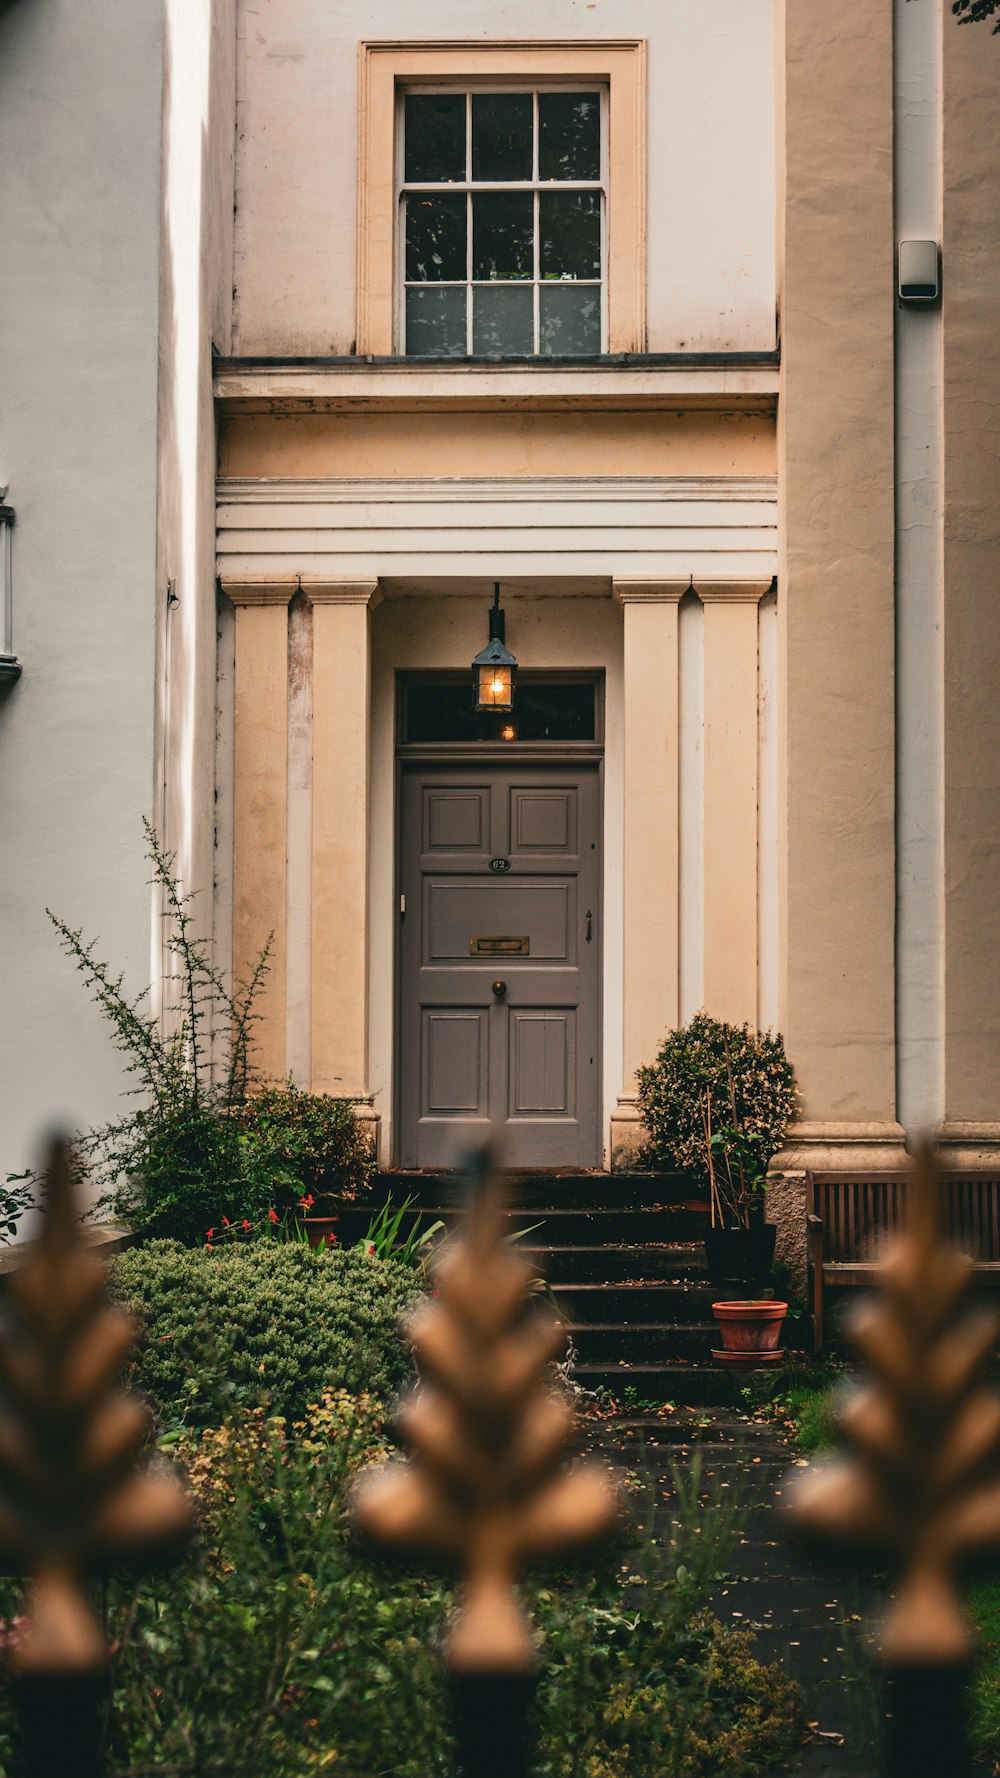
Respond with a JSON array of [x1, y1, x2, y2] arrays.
[[704, 1222, 777, 1290]]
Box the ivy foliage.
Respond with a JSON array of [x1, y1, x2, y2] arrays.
[[950, 0, 1000, 30]]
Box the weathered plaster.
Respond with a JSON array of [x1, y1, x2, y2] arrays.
[[232, 0, 775, 356], [219, 412, 776, 481], [776, 0, 901, 1162], [941, 5, 1000, 1123]]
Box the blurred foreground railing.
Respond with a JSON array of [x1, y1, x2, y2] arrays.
[[2, 1136, 1000, 1776], [789, 1138, 1000, 1778], [0, 1139, 192, 1778]]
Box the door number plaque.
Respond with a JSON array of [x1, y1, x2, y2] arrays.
[[489, 858, 511, 872], [470, 935, 530, 956]]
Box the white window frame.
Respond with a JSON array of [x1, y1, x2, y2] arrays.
[[395, 83, 609, 358]]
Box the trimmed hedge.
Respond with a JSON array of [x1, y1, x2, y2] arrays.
[[108, 1240, 420, 1426]]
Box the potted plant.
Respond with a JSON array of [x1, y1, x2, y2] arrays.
[[238, 1083, 376, 1248], [636, 1012, 797, 1292]]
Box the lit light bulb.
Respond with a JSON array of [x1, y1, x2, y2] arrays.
[[501, 724, 515, 741]]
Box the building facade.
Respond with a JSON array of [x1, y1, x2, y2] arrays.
[[2, 2, 999, 1232]]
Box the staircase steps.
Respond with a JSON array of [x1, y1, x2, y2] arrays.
[[347, 1170, 788, 1404]]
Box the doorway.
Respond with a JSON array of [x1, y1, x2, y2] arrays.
[[397, 759, 601, 1168]]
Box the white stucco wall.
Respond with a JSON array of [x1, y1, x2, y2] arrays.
[[0, 0, 165, 1187], [232, 0, 776, 356]]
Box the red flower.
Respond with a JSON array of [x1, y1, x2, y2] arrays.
[[222, 1215, 230, 1228], [242, 1219, 251, 1232], [298, 1193, 315, 1211], [268, 1208, 279, 1224], [325, 1231, 338, 1246], [205, 1228, 215, 1241]]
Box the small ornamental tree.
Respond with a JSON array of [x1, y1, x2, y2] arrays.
[[636, 1012, 797, 1228]]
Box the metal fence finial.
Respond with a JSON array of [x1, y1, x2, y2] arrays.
[[355, 1149, 619, 1772], [0, 1136, 193, 1679], [787, 1138, 1000, 1776]]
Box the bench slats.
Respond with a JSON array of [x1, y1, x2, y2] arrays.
[[807, 1170, 1000, 1350]]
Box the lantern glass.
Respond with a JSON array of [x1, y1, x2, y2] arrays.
[[475, 662, 514, 711]]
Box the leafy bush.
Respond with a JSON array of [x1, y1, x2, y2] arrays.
[[0, 1397, 805, 1778], [23, 824, 375, 1246], [108, 1241, 421, 1426], [33, 821, 272, 1244], [636, 1013, 797, 1227], [238, 1080, 374, 1209]]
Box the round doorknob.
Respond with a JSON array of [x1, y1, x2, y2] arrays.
[[491, 979, 507, 999]]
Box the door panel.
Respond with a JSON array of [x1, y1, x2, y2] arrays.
[[428, 882, 572, 960], [422, 1010, 488, 1116], [399, 762, 600, 1167], [510, 786, 577, 852], [509, 1010, 574, 1116]]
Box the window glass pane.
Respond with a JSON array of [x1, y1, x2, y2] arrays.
[[539, 191, 601, 280], [404, 93, 466, 183], [472, 285, 534, 355], [538, 92, 600, 181], [405, 192, 467, 282], [405, 679, 596, 743], [471, 93, 532, 181], [539, 284, 601, 356], [472, 191, 533, 280], [405, 287, 467, 356]]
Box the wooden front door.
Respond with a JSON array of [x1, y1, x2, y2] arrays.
[[398, 762, 601, 1168]]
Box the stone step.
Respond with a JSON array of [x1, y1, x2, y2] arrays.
[[523, 1241, 707, 1283], [341, 1201, 710, 1246], [570, 1321, 717, 1361], [552, 1279, 720, 1321], [570, 1360, 785, 1406], [370, 1170, 697, 1210]]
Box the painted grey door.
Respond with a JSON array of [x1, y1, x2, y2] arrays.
[[398, 763, 600, 1168]]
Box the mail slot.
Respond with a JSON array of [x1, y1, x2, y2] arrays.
[[470, 935, 530, 956]]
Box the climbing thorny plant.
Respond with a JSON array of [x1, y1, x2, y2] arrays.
[[37, 820, 274, 1244]]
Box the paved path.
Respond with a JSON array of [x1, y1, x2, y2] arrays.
[[583, 1405, 883, 1777]]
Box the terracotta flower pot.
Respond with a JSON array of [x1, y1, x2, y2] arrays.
[[711, 1299, 788, 1367], [300, 1215, 340, 1251]]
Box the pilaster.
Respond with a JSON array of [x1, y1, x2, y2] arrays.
[[308, 580, 382, 1118]]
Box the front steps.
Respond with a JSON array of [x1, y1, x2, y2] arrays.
[[342, 1171, 797, 1404]]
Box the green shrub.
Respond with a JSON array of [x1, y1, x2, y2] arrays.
[[636, 1013, 797, 1227], [238, 1080, 374, 1209], [0, 1397, 804, 1778], [108, 1241, 421, 1426], [26, 825, 377, 1246]]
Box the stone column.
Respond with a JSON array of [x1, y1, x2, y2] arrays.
[[700, 580, 771, 1027], [610, 579, 683, 1169], [775, 0, 904, 1171], [226, 581, 292, 1084], [309, 581, 382, 1145]]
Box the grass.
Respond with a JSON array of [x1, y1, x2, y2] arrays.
[[740, 1359, 847, 1454], [969, 1578, 1000, 1761]]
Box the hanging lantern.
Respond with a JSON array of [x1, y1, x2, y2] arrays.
[[472, 584, 517, 713]]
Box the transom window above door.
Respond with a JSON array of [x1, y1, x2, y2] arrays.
[[400, 88, 606, 359]]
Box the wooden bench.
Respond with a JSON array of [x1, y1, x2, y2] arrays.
[[807, 1169, 1000, 1351]]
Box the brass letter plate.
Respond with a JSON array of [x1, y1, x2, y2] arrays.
[[470, 935, 530, 956]]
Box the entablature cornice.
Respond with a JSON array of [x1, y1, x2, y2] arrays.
[[213, 355, 779, 418]]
